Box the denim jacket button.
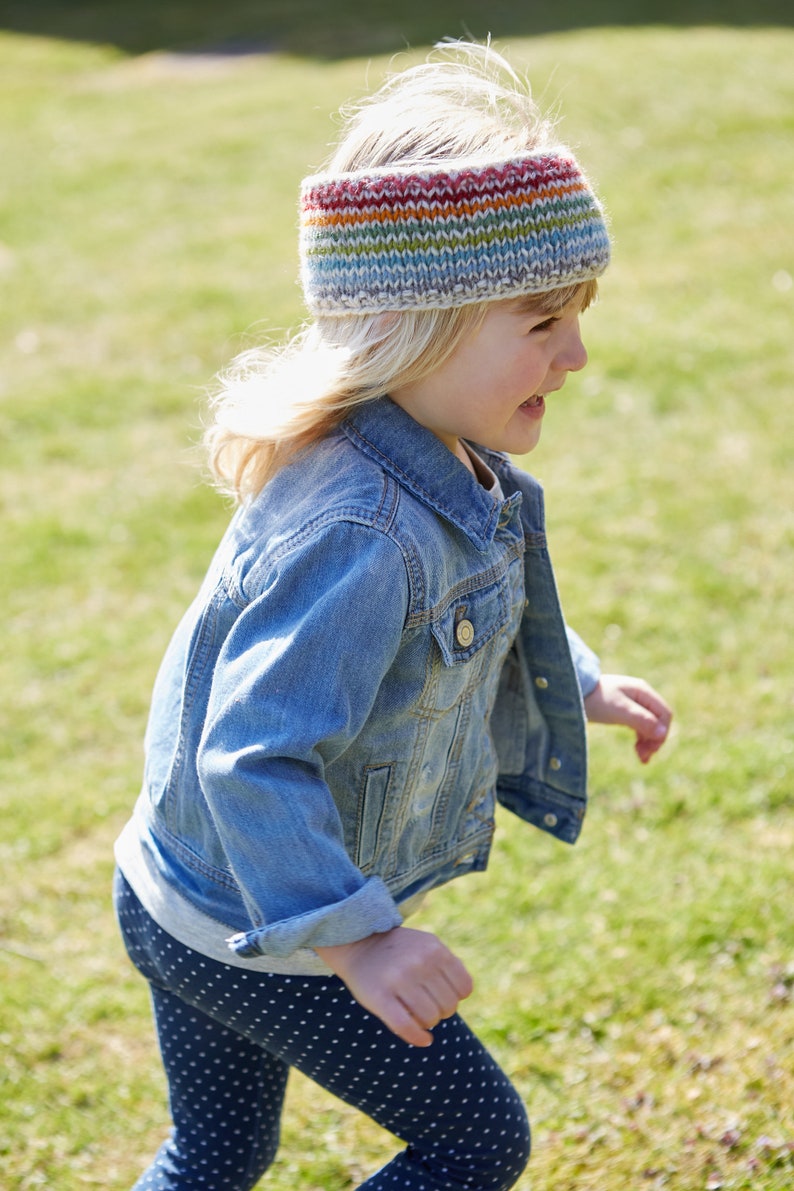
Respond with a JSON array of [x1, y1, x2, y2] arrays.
[[549, 756, 562, 771], [534, 675, 549, 689], [543, 812, 558, 828], [455, 618, 475, 647]]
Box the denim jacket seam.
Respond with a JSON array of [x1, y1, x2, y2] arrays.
[[374, 472, 400, 535], [259, 504, 393, 563], [404, 536, 523, 630], [381, 823, 495, 891], [344, 419, 501, 548], [155, 818, 241, 894], [233, 509, 414, 615], [161, 583, 231, 821]]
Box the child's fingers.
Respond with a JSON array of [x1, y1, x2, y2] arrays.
[[633, 699, 673, 763], [382, 962, 474, 1044], [319, 926, 473, 1046], [635, 734, 665, 764], [633, 718, 670, 764], [443, 952, 475, 1002], [633, 686, 673, 731], [583, 676, 673, 764], [400, 966, 472, 1032], [405, 984, 443, 1026], [353, 980, 435, 1046], [637, 695, 672, 741], [610, 680, 672, 749], [388, 998, 435, 1047]]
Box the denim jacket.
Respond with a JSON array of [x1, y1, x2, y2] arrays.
[[117, 397, 599, 964]]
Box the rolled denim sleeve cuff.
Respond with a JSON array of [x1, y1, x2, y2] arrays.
[[565, 625, 601, 699], [226, 875, 403, 959]]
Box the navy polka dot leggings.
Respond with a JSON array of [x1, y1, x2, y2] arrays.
[[114, 870, 530, 1190]]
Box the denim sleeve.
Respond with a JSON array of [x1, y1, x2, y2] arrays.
[[196, 522, 408, 959], [565, 624, 601, 698]]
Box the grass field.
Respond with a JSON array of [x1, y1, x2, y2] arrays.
[[1, 7, 793, 1189]]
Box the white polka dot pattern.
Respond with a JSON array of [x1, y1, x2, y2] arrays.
[[115, 870, 530, 1189]]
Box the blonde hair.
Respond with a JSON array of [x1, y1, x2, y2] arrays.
[[206, 42, 597, 502]]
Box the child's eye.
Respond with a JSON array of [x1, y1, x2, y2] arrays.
[[529, 317, 557, 334]]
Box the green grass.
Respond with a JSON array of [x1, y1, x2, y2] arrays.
[[1, 12, 793, 1190]]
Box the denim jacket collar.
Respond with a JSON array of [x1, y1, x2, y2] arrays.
[[341, 397, 513, 552]]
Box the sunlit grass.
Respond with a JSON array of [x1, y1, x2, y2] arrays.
[[1, 20, 792, 1191]]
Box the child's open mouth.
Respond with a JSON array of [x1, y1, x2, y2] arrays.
[[520, 394, 546, 411]]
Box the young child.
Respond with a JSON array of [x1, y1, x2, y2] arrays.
[[114, 41, 672, 1191]]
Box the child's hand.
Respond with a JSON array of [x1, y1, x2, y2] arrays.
[[583, 674, 673, 764], [316, 926, 473, 1047]]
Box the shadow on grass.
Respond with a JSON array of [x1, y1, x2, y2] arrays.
[[0, 0, 791, 59]]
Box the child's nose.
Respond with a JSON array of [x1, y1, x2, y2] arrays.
[[557, 321, 588, 373]]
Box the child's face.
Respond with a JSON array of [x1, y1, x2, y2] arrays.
[[390, 295, 588, 464]]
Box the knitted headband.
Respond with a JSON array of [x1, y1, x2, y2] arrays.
[[299, 150, 610, 315]]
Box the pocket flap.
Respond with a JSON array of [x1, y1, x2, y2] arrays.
[[430, 579, 510, 666]]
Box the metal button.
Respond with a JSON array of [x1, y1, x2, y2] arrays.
[[455, 618, 474, 648], [549, 756, 562, 771], [543, 812, 558, 828], [534, 676, 549, 689]]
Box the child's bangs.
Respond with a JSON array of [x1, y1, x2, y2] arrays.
[[511, 278, 599, 316]]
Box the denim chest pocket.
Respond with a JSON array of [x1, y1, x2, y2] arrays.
[[424, 577, 512, 711], [432, 578, 511, 662]]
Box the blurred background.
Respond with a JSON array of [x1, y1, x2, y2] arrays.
[[1, 3, 792, 1188]]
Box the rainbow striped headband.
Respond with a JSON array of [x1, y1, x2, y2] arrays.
[[299, 151, 610, 315]]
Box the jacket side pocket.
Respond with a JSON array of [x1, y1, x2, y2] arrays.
[[354, 763, 392, 873]]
